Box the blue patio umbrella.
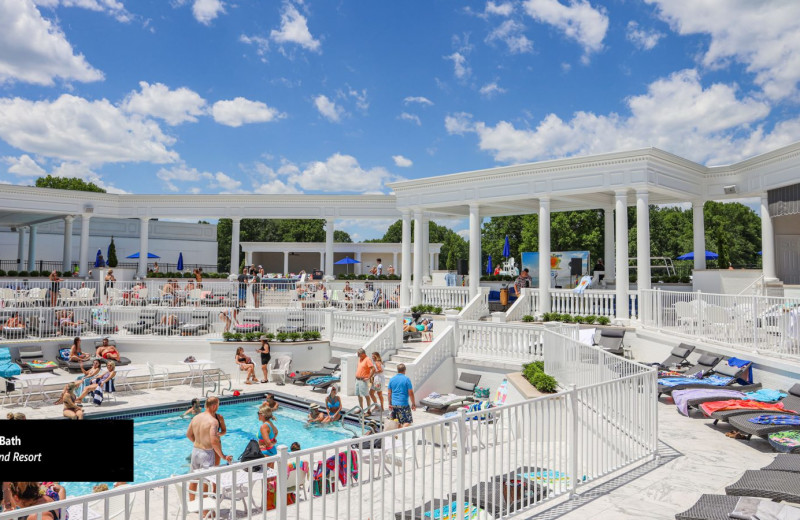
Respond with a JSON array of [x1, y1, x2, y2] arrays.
[[177, 252, 184, 271], [676, 251, 719, 261], [94, 249, 104, 267], [503, 235, 510, 257], [126, 252, 160, 259], [486, 254, 493, 274], [334, 256, 360, 273]]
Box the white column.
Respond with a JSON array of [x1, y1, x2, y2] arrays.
[[319, 251, 324, 271], [538, 197, 551, 314], [421, 217, 430, 279], [26, 225, 37, 271], [401, 211, 412, 308], [230, 218, 241, 274], [692, 200, 706, 271], [244, 251, 253, 267], [138, 217, 149, 278], [413, 210, 423, 304], [468, 204, 481, 299], [761, 194, 777, 281], [354, 251, 362, 275], [615, 190, 629, 319], [62, 216, 74, 272], [283, 251, 289, 275], [636, 189, 651, 291], [392, 252, 398, 274], [604, 205, 616, 282], [78, 215, 91, 277], [433, 252, 439, 271], [325, 218, 334, 277], [17, 227, 25, 271]]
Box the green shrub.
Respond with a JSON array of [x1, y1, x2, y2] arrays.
[[28, 270, 39, 277], [597, 316, 611, 326], [521, 315, 535, 322], [222, 331, 234, 341], [585, 315, 597, 324], [679, 276, 691, 284], [183, 272, 194, 278], [560, 314, 572, 323], [232, 332, 243, 341], [522, 361, 543, 381], [302, 331, 314, 341], [288, 331, 302, 341], [311, 330, 321, 340], [276, 332, 288, 342], [18, 271, 28, 277], [532, 372, 558, 393], [245, 332, 259, 342], [0, 270, 5, 277], [433, 306, 442, 315], [480, 275, 489, 281], [7, 270, 17, 277], [61, 271, 72, 277], [387, 274, 399, 280]]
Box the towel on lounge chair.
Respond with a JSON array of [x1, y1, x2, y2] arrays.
[[769, 431, 800, 453], [26, 360, 58, 370], [421, 501, 479, 520], [727, 357, 754, 384], [700, 400, 794, 417], [307, 375, 339, 386], [745, 389, 788, 403], [748, 415, 800, 426], [671, 388, 746, 416], [658, 374, 734, 388]]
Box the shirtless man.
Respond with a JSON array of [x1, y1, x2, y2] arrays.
[[186, 396, 233, 472]]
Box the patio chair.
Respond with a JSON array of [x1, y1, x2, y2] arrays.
[[286, 465, 309, 502], [170, 480, 219, 519], [650, 343, 695, 369], [675, 494, 800, 520], [726, 411, 800, 440], [151, 312, 183, 335], [234, 313, 262, 333], [146, 362, 169, 388], [14, 346, 58, 373], [287, 357, 340, 385], [268, 356, 292, 384], [725, 469, 800, 503], [762, 453, 800, 473], [180, 310, 211, 336], [420, 372, 481, 412], [125, 308, 158, 334], [595, 328, 625, 356], [708, 383, 800, 425]]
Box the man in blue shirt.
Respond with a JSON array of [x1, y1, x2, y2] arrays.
[[387, 363, 416, 427]]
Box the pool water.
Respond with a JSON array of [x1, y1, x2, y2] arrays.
[[63, 400, 351, 497]]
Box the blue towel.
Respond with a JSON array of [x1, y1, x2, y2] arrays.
[[658, 375, 734, 388], [307, 376, 339, 386], [747, 415, 800, 426], [744, 389, 787, 403], [727, 357, 753, 383]]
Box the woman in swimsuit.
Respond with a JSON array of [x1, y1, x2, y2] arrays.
[[61, 382, 84, 420], [77, 361, 116, 402], [49, 269, 62, 306], [219, 307, 238, 333], [235, 347, 257, 384], [182, 398, 202, 418], [324, 386, 342, 423], [369, 352, 385, 413], [257, 406, 279, 467], [69, 337, 89, 362], [78, 359, 102, 395], [263, 393, 279, 410], [8, 482, 62, 520], [256, 338, 271, 383]]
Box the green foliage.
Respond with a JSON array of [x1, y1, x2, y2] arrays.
[[521, 315, 535, 322], [232, 332, 243, 341], [532, 372, 558, 393], [410, 304, 442, 314], [597, 316, 611, 325], [28, 270, 39, 277], [276, 332, 289, 342], [302, 331, 314, 341], [371, 219, 468, 271], [107, 237, 118, 267], [244, 332, 259, 342], [7, 270, 17, 277], [222, 331, 235, 341], [35, 175, 106, 193], [0, 270, 5, 277], [18, 270, 28, 277], [288, 331, 302, 341], [265, 332, 275, 340]]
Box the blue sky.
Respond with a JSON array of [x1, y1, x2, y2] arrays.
[[1, 0, 799, 240]]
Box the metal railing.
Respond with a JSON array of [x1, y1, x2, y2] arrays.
[[3, 327, 658, 520], [639, 288, 800, 360]]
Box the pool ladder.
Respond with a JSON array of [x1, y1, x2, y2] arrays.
[[202, 370, 232, 398], [341, 404, 382, 436]]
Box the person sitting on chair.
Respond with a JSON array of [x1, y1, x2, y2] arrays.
[[160, 314, 179, 326], [5, 312, 23, 328], [235, 346, 257, 385], [69, 337, 90, 362], [76, 361, 116, 402], [95, 337, 121, 361]]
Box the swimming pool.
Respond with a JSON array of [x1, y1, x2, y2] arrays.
[[63, 398, 352, 497]]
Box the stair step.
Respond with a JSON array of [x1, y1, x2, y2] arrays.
[[390, 354, 420, 363]]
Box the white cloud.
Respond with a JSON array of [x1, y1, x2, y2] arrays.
[[50, 161, 128, 193], [254, 179, 301, 194], [211, 97, 284, 127], [446, 69, 786, 166], [0, 94, 178, 165], [646, 0, 800, 100], [445, 52, 471, 80], [625, 21, 663, 51], [398, 112, 421, 126], [346, 87, 369, 112], [392, 155, 413, 168], [0, 0, 104, 86], [157, 164, 241, 193], [3, 154, 46, 177], [522, 0, 608, 59], [486, 19, 533, 54], [270, 2, 320, 53], [288, 153, 402, 193], [239, 34, 270, 62], [192, 0, 224, 25], [486, 1, 514, 16], [122, 81, 207, 125], [480, 82, 507, 98], [207, 171, 241, 192], [403, 96, 434, 106], [313, 94, 345, 123], [34, 0, 131, 22]]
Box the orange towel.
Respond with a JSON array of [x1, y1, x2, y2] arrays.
[[700, 399, 794, 417]]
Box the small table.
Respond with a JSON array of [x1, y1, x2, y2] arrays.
[[182, 359, 215, 386], [114, 364, 140, 392], [13, 372, 58, 406]]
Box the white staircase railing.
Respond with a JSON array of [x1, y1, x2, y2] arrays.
[[419, 286, 470, 309], [361, 319, 399, 360], [550, 288, 618, 318], [458, 287, 489, 320], [738, 273, 766, 296], [458, 320, 547, 361], [329, 310, 392, 345], [505, 287, 533, 321], [404, 324, 456, 389]]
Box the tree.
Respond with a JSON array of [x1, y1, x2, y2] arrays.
[[107, 237, 118, 267], [367, 219, 468, 270], [35, 175, 106, 193], [334, 230, 353, 243]]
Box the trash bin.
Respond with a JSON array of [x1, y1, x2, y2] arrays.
[[500, 284, 509, 306]]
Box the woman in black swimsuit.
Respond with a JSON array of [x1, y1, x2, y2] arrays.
[[234, 347, 257, 384], [256, 338, 271, 383], [8, 481, 61, 519]]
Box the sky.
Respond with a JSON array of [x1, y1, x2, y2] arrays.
[[1, 0, 799, 240]]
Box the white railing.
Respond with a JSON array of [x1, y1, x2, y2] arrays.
[[458, 287, 489, 321], [505, 287, 533, 321], [639, 288, 800, 360], [458, 321, 548, 361], [405, 323, 456, 389], [420, 287, 470, 310], [737, 274, 766, 296], [362, 319, 399, 360], [550, 289, 618, 318], [329, 311, 392, 345], [6, 328, 658, 520]]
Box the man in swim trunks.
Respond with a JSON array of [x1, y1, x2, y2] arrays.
[[186, 396, 233, 471], [96, 337, 121, 361]]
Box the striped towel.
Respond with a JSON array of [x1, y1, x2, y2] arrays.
[[747, 415, 800, 426]]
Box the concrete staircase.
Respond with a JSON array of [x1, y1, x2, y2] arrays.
[[382, 343, 428, 380]]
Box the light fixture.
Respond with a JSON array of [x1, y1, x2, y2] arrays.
[[84, 205, 94, 213], [723, 185, 738, 195]]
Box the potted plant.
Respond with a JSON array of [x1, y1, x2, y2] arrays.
[[265, 332, 275, 341], [302, 331, 314, 341], [232, 332, 243, 342], [288, 331, 302, 342], [222, 331, 234, 342], [597, 316, 611, 326], [311, 330, 321, 340], [276, 332, 288, 342], [521, 315, 535, 322], [245, 332, 259, 342]]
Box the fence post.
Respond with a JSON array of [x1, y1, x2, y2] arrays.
[[276, 445, 288, 520], [390, 310, 404, 350], [566, 383, 579, 497], [696, 290, 704, 339], [456, 408, 467, 515], [752, 294, 759, 351], [446, 315, 461, 357], [323, 307, 335, 341], [656, 289, 663, 329]]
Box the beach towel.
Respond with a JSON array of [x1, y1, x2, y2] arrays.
[[768, 431, 800, 453], [726, 357, 754, 384], [699, 400, 794, 417], [744, 389, 787, 403], [671, 389, 745, 416], [26, 360, 58, 370], [422, 501, 480, 520], [312, 451, 358, 495], [58, 348, 71, 361], [658, 374, 734, 388], [747, 414, 800, 426], [307, 375, 340, 386]]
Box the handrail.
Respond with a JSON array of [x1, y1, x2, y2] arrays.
[[458, 287, 489, 320], [505, 287, 532, 321], [738, 273, 766, 295]]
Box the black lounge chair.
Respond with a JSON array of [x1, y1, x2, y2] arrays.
[[710, 383, 800, 425], [659, 359, 755, 397], [151, 312, 183, 335], [56, 345, 95, 373], [180, 310, 211, 336], [650, 343, 695, 369], [287, 357, 340, 385], [14, 346, 57, 373], [657, 354, 723, 396], [234, 313, 262, 334], [91, 340, 132, 366], [725, 469, 800, 503], [126, 309, 158, 334], [675, 494, 800, 520], [395, 497, 458, 520], [682, 385, 764, 414], [726, 411, 800, 440], [420, 372, 481, 412], [762, 453, 800, 473], [595, 328, 625, 356]]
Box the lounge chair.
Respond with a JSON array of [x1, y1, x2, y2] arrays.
[[650, 343, 695, 369], [595, 328, 626, 356], [55, 345, 96, 372], [464, 466, 548, 518], [91, 307, 116, 335], [420, 372, 481, 412], [675, 494, 800, 520], [92, 340, 132, 366], [762, 453, 800, 473], [14, 346, 58, 373], [234, 313, 262, 333], [659, 359, 757, 396], [125, 309, 158, 334], [0, 347, 21, 379], [708, 383, 800, 425], [151, 312, 183, 335], [308, 375, 340, 391], [726, 411, 800, 440], [180, 310, 210, 336], [395, 496, 466, 520], [725, 469, 800, 503], [287, 357, 340, 385], [656, 354, 724, 396]]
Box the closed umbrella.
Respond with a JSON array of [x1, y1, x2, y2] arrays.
[[503, 235, 510, 257], [94, 249, 104, 267], [177, 252, 184, 271], [486, 255, 493, 274]]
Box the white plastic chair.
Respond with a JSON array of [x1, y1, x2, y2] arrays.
[[286, 466, 309, 501], [147, 362, 169, 389], [171, 481, 218, 520], [268, 356, 292, 384]]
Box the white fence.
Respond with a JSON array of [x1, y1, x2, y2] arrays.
[[420, 287, 470, 310], [3, 328, 657, 520], [456, 321, 580, 362], [640, 288, 800, 360], [459, 287, 490, 321], [328, 311, 393, 346], [504, 288, 639, 321]]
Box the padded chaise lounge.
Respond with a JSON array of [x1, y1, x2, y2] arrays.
[[726, 411, 800, 440], [650, 343, 695, 369], [420, 372, 481, 412], [659, 359, 759, 397], [708, 383, 800, 425], [126, 309, 158, 334], [14, 346, 58, 373], [287, 357, 340, 385], [725, 469, 800, 503], [676, 494, 800, 520]]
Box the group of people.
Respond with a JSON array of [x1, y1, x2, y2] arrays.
[[234, 338, 272, 384], [1, 481, 66, 519], [354, 348, 417, 427]]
